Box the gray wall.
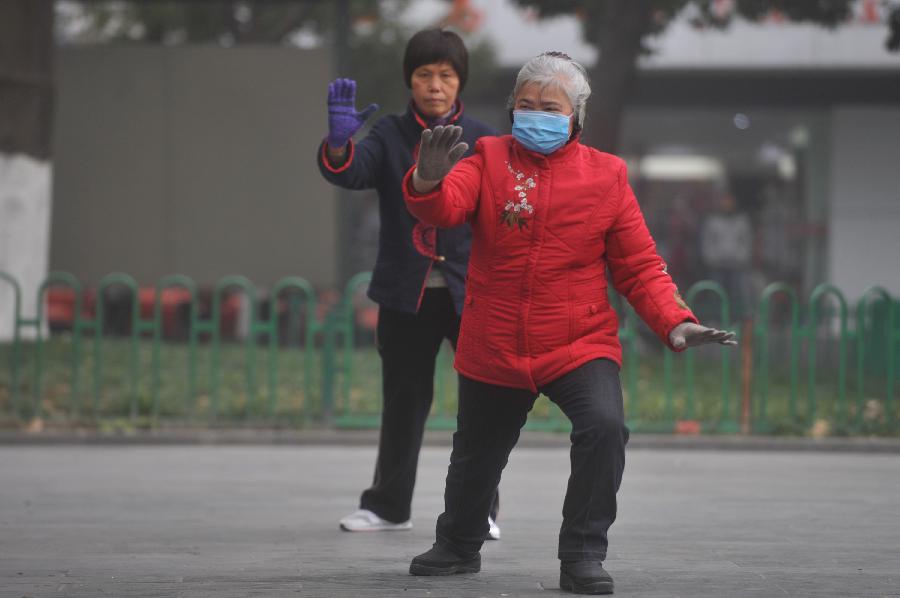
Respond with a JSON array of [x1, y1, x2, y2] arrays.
[[828, 106, 900, 301], [51, 45, 337, 289]]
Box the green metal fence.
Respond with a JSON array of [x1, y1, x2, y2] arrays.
[[1, 270, 897, 435], [754, 283, 897, 434], [1, 271, 319, 425]]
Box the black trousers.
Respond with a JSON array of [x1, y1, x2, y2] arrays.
[[435, 358, 628, 561], [360, 288, 500, 523]]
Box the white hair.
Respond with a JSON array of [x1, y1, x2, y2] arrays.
[[507, 52, 591, 131]]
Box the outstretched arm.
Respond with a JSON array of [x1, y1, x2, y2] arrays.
[[607, 162, 737, 350]]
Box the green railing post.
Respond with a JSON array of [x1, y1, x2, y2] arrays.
[[211, 276, 258, 420], [249, 313, 273, 419], [151, 275, 198, 421], [685, 280, 732, 427], [0, 271, 23, 419], [321, 308, 338, 422], [620, 307, 638, 420], [269, 276, 317, 420], [94, 273, 140, 420], [754, 283, 800, 431], [663, 350, 675, 424], [434, 341, 447, 417], [887, 301, 900, 424], [35, 273, 86, 421], [305, 290, 322, 421], [340, 272, 373, 421], [807, 284, 849, 429], [190, 303, 213, 420], [854, 287, 894, 430], [608, 287, 639, 424], [890, 297, 898, 423]]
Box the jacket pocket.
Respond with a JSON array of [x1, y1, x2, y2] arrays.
[[569, 274, 612, 342]]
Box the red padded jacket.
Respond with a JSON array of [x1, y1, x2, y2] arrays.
[[403, 135, 697, 391]]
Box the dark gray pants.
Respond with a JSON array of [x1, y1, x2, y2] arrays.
[[436, 358, 628, 561], [360, 288, 499, 523]]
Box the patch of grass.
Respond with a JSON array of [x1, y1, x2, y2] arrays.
[[1, 336, 896, 436], [0, 336, 322, 426]]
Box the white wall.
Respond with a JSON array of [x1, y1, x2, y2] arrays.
[[0, 154, 51, 341], [828, 106, 900, 302]]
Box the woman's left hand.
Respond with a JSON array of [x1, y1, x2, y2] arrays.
[[669, 322, 737, 349]]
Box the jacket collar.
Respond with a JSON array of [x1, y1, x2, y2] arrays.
[[408, 100, 464, 130], [511, 132, 582, 165]]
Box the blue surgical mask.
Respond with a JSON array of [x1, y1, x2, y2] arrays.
[[511, 110, 572, 154]]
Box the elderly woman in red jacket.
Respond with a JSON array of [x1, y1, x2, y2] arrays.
[[401, 51, 736, 595]]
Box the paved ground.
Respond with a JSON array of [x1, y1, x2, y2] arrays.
[[1, 442, 899, 597]]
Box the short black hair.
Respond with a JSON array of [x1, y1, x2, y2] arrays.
[[403, 29, 469, 92]]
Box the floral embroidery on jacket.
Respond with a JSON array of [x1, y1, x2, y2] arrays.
[[502, 161, 536, 230]]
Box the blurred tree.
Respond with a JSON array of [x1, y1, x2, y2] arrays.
[[59, 0, 356, 45], [511, 0, 895, 152], [58, 0, 496, 115]]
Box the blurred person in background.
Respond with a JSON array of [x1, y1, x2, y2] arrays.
[[700, 192, 754, 321], [317, 28, 501, 538], [402, 51, 736, 594]]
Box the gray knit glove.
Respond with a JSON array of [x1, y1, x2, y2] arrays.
[[416, 125, 469, 182], [669, 322, 737, 349]]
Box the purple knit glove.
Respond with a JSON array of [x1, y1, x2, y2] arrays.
[[326, 78, 379, 148]]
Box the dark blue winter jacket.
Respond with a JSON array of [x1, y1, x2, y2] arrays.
[[317, 102, 496, 315]]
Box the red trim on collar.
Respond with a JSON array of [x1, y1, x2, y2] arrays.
[[412, 109, 428, 129], [410, 100, 464, 129], [450, 100, 464, 123]]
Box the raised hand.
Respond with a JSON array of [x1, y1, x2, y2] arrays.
[[416, 125, 469, 182], [669, 322, 737, 349], [326, 78, 379, 148]]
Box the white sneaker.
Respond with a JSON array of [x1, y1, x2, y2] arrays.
[[487, 516, 501, 540], [338, 509, 412, 532]]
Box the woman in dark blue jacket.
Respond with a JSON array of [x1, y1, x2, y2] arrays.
[[317, 28, 499, 537]]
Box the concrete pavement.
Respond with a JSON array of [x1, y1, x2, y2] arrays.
[[2, 443, 899, 597]]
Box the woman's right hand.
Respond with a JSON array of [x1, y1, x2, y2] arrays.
[[413, 126, 469, 191], [326, 78, 379, 149], [669, 321, 737, 349]]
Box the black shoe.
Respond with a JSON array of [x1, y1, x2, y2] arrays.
[[409, 543, 481, 576], [559, 560, 614, 595]]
